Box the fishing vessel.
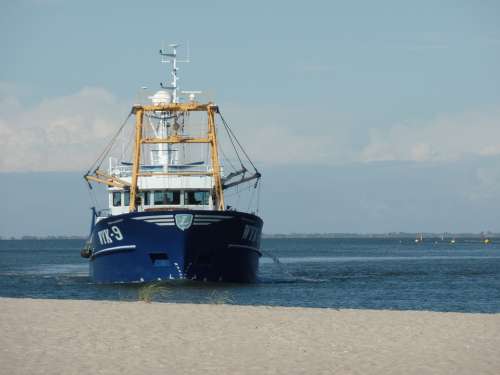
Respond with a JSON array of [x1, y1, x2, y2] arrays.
[[82, 45, 263, 283]]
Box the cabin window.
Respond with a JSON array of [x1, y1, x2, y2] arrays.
[[154, 190, 180, 205], [124, 191, 130, 206], [142, 191, 150, 206], [112, 192, 122, 207], [184, 191, 210, 205]]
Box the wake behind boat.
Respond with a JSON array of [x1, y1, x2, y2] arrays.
[[82, 45, 263, 283]]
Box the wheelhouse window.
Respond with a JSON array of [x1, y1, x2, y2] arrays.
[[112, 192, 122, 207], [184, 191, 210, 205], [154, 190, 180, 205], [124, 191, 130, 206], [142, 191, 150, 206]]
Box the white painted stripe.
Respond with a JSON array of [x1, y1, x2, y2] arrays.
[[107, 219, 124, 225], [228, 244, 260, 252], [132, 215, 174, 220], [144, 218, 175, 222], [195, 215, 232, 219], [93, 245, 136, 256], [194, 219, 227, 222], [156, 223, 175, 226]]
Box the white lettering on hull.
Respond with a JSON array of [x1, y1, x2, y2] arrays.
[[97, 226, 124, 245]]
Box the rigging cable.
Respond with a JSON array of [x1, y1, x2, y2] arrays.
[[86, 184, 99, 209], [247, 183, 257, 213], [218, 111, 260, 174], [220, 120, 245, 170], [218, 139, 238, 172], [256, 178, 261, 215], [86, 110, 133, 174]]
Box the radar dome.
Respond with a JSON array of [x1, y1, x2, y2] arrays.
[[150, 90, 171, 104]]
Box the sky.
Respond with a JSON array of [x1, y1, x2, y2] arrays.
[[1, 0, 500, 236]]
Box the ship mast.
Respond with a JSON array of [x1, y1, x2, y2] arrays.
[[128, 44, 225, 212], [159, 43, 189, 104]]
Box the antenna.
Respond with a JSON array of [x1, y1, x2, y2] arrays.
[[159, 43, 190, 103]]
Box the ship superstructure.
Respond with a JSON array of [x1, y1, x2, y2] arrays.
[[83, 45, 262, 283]]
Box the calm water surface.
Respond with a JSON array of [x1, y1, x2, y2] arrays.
[[1, 238, 499, 313]]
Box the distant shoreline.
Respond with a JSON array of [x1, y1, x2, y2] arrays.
[[262, 232, 499, 239], [1, 233, 498, 240]]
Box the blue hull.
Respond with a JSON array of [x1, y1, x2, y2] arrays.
[[88, 210, 263, 283]]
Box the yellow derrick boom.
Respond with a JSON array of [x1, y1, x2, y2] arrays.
[[141, 136, 210, 144], [84, 170, 130, 189], [133, 103, 210, 113]]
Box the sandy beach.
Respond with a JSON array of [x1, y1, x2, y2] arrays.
[[0, 298, 499, 375]]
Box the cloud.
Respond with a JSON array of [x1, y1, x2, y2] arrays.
[[218, 104, 354, 166], [0, 85, 350, 171], [227, 104, 500, 168], [3, 82, 499, 172], [0, 84, 127, 171], [360, 107, 500, 163]]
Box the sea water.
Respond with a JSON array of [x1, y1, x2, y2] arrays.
[[1, 238, 499, 313]]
